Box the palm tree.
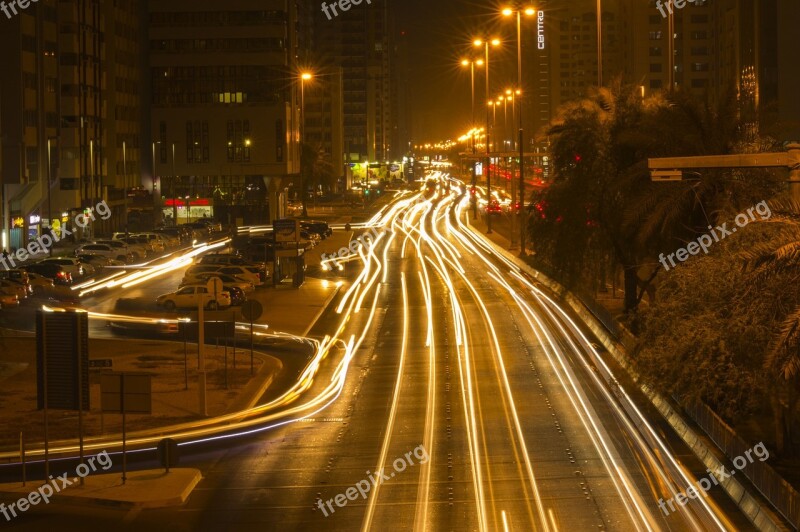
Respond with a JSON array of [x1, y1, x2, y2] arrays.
[[741, 196, 800, 453], [534, 81, 783, 317], [534, 80, 660, 314]]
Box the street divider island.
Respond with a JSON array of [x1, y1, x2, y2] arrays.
[[0, 450, 113, 522]]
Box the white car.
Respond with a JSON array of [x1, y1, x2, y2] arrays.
[[77, 254, 125, 269], [181, 273, 255, 293], [212, 265, 264, 286], [94, 240, 136, 262], [75, 243, 130, 262], [38, 257, 93, 278], [115, 237, 149, 260], [157, 284, 231, 311]]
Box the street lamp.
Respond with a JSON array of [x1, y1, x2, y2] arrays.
[[46, 138, 55, 256], [152, 141, 160, 217], [502, 3, 536, 252], [461, 57, 484, 214], [474, 37, 501, 234], [122, 141, 128, 237], [171, 143, 178, 226], [299, 71, 314, 218]]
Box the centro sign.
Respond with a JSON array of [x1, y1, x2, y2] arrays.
[[537, 11, 545, 50]]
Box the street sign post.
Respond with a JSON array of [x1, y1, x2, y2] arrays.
[[241, 300, 264, 375], [101, 372, 152, 484], [36, 310, 89, 481]]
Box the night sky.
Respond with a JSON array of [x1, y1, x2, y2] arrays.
[[397, 0, 519, 144]]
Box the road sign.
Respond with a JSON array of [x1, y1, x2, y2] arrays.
[[101, 372, 152, 414], [36, 310, 89, 411], [650, 170, 683, 181], [89, 359, 113, 369], [241, 300, 263, 321], [274, 219, 300, 243]]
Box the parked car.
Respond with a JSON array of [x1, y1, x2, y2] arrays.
[[0, 280, 27, 300], [38, 257, 93, 278], [213, 265, 265, 286], [129, 234, 163, 254], [0, 269, 31, 295], [156, 284, 231, 311], [223, 286, 246, 306], [24, 272, 55, 295], [133, 233, 167, 253], [152, 229, 180, 247], [180, 273, 255, 293], [301, 221, 333, 239], [75, 243, 131, 262], [198, 254, 266, 269], [0, 292, 20, 309], [116, 237, 149, 260], [196, 218, 222, 233], [77, 254, 125, 269], [22, 263, 73, 285], [182, 223, 211, 238], [93, 240, 136, 262]]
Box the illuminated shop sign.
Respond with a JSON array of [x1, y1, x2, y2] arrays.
[[537, 11, 545, 50]]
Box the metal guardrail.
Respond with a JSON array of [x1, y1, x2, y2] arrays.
[[682, 400, 800, 529]]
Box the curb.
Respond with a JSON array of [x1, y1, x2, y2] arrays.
[[302, 283, 342, 338], [472, 224, 791, 532], [239, 355, 280, 411]]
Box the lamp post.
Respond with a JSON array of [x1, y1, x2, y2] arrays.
[[122, 141, 128, 237], [153, 141, 161, 226], [171, 143, 178, 226], [503, 3, 535, 252], [461, 58, 484, 215], [299, 71, 313, 218], [46, 138, 54, 256], [474, 37, 500, 234]]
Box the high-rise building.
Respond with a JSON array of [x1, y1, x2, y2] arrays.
[[0, 0, 60, 251], [313, 0, 394, 164], [148, 1, 304, 225], [0, 0, 144, 250], [302, 68, 345, 192], [536, 0, 800, 143]]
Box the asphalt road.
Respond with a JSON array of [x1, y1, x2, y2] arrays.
[[0, 182, 757, 531]]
